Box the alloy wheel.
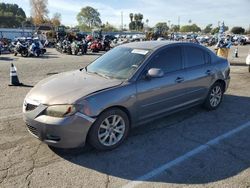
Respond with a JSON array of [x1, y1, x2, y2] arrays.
[[97, 115, 125, 146], [209, 86, 222, 107]]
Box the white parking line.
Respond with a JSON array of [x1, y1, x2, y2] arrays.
[[123, 120, 250, 188], [0, 113, 22, 120]]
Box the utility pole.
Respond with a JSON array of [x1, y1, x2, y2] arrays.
[[178, 16, 180, 27], [121, 11, 123, 32]]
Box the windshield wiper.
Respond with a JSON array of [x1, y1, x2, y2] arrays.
[[79, 67, 87, 72], [89, 71, 111, 79]]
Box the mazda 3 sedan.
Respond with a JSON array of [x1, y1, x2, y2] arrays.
[[23, 41, 230, 150]]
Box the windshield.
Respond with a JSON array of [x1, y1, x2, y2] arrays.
[[86, 47, 148, 80]]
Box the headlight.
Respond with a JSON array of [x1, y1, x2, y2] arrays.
[[44, 105, 77, 117]]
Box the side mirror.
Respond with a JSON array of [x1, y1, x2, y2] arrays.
[[146, 68, 164, 78]]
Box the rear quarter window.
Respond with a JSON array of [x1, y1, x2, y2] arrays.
[[185, 46, 210, 68]]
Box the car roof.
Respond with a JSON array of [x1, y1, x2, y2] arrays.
[[121, 41, 213, 53], [121, 41, 176, 50]]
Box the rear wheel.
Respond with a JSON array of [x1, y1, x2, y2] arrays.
[[88, 108, 130, 150], [248, 65, 250, 73], [203, 82, 224, 110]]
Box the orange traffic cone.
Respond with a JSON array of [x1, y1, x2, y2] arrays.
[[9, 63, 22, 86]]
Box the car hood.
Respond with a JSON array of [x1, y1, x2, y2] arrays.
[[25, 70, 123, 105]]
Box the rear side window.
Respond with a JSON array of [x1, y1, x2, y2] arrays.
[[185, 46, 207, 68], [149, 47, 182, 73]]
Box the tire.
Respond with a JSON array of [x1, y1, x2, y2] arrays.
[[203, 82, 224, 110], [248, 65, 250, 73], [21, 50, 28, 57], [88, 108, 130, 151]]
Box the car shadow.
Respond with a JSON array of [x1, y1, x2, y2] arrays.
[[0, 57, 16, 61], [51, 94, 250, 185]]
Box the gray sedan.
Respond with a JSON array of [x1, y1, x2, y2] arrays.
[[23, 41, 230, 150]]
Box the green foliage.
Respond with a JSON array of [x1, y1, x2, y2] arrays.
[[129, 13, 144, 31], [231, 26, 245, 34], [211, 25, 229, 35], [154, 22, 169, 34], [211, 27, 219, 35], [77, 6, 102, 29], [0, 3, 26, 27], [180, 24, 201, 33], [78, 23, 91, 32], [101, 22, 118, 32], [203, 24, 213, 34], [170, 25, 180, 32]]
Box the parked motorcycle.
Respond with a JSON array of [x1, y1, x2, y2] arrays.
[[14, 42, 28, 57], [101, 39, 111, 51], [71, 41, 83, 55], [89, 40, 102, 52]]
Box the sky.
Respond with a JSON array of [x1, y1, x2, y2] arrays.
[[2, 0, 250, 29]]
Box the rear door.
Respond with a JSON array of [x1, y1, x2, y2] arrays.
[[136, 46, 188, 121], [183, 45, 215, 102]]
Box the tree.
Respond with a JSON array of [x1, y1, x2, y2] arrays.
[[129, 13, 133, 22], [203, 24, 213, 34], [211, 25, 229, 35], [0, 3, 26, 28], [231, 27, 245, 34], [129, 12, 144, 31], [77, 6, 101, 29], [101, 22, 118, 32], [51, 12, 61, 27], [180, 24, 201, 32], [170, 25, 180, 32], [155, 22, 169, 35], [30, 0, 49, 25], [129, 21, 136, 30], [22, 17, 34, 27]]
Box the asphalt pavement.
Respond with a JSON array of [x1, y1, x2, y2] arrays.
[[0, 47, 250, 188]]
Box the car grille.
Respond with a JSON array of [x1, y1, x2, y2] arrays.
[[25, 103, 38, 111], [26, 124, 39, 137]]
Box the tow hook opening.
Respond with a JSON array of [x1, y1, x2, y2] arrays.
[[45, 134, 61, 142]]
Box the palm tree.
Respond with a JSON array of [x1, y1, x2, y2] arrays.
[[134, 14, 139, 30], [129, 13, 133, 22], [138, 13, 143, 22]]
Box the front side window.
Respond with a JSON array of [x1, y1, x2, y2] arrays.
[[148, 47, 182, 73]]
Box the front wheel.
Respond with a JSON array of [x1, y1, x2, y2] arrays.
[[88, 108, 130, 150], [203, 82, 224, 110], [21, 50, 28, 57]]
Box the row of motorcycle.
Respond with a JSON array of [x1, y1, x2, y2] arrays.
[[55, 37, 111, 55], [10, 38, 46, 57]]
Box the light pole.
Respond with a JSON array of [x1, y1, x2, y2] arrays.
[[121, 11, 123, 32]]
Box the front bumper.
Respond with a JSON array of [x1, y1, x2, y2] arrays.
[[23, 100, 95, 148]]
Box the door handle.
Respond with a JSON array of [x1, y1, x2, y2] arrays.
[[206, 70, 212, 75], [175, 77, 184, 83]]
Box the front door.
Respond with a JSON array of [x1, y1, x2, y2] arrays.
[[136, 46, 188, 121]]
